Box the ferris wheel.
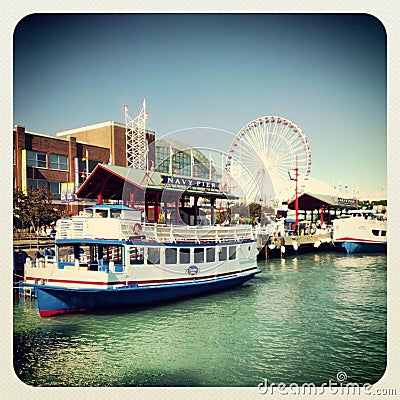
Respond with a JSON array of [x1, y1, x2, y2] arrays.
[[224, 116, 311, 202]]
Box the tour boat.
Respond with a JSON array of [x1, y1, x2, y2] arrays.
[[20, 165, 260, 317], [332, 209, 387, 254]]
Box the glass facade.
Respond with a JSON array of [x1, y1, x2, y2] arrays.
[[155, 145, 210, 179]]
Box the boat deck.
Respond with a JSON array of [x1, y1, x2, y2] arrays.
[[56, 216, 254, 243]]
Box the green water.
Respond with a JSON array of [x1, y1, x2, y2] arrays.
[[13, 252, 387, 387]]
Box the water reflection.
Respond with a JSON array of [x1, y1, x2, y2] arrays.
[[14, 252, 387, 387]]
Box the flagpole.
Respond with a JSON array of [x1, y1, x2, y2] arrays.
[[169, 145, 173, 175], [191, 149, 194, 178], [143, 99, 149, 174], [209, 153, 213, 180], [85, 150, 89, 179]]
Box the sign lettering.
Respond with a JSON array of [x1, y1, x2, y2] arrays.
[[162, 175, 220, 190]]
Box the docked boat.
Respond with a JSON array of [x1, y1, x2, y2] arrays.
[[20, 165, 260, 317], [332, 209, 387, 254]]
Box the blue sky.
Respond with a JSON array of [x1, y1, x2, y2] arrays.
[[13, 13, 387, 196]]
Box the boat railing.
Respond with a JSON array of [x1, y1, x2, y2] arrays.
[[56, 216, 139, 240], [25, 255, 56, 269], [56, 216, 254, 243], [253, 223, 275, 237], [141, 223, 254, 243]]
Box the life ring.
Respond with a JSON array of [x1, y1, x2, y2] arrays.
[[131, 223, 142, 235]]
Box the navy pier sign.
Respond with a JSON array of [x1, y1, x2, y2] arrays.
[[161, 175, 220, 190], [337, 197, 357, 206]]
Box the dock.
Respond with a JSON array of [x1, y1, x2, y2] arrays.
[[257, 229, 333, 259], [13, 236, 55, 287]]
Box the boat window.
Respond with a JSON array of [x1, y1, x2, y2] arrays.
[[381, 230, 387, 236], [206, 247, 215, 263], [219, 246, 227, 261], [58, 245, 72, 262], [229, 246, 237, 260], [372, 229, 380, 236], [110, 209, 121, 219], [105, 245, 123, 264], [180, 248, 190, 264], [80, 208, 93, 217], [194, 248, 204, 263], [147, 247, 160, 265], [95, 210, 108, 218], [129, 247, 144, 265], [165, 248, 178, 264]]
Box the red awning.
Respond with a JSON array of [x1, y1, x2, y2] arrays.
[[76, 164, 144, 200]]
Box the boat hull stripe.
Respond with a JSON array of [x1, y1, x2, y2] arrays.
[[335, 237, 385, 243], [36, 271, 259, 317], [25, 266, 258, 287]]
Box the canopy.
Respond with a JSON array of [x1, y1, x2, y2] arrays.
[[287, 192, 358, 211], [76, 164, 235, 201]]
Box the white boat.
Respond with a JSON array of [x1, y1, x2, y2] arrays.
[[20, 203, 260, 317], [332, 209, 387, 254]]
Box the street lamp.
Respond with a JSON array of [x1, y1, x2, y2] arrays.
[[288, 155, 299, 230]]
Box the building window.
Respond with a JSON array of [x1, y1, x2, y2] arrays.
[[27, 150, 47, 168], [50, 153, 68, 171], [49, 181, 62, 200], [155, 146, 170, 174], [79, 159, 102, 182], [27, 178, 48, 189]]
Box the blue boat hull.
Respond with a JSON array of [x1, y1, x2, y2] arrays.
[[337, 241, 387, 254], [35, 272, 258, 317]]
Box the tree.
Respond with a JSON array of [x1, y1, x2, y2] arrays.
[[13, 187, 62, 232], [249, 202, 262, 225]]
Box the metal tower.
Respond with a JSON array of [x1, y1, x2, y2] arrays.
[[125, 100, 148, 170]]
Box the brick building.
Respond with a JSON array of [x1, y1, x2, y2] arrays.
[[55, 121, 154, 168], [13, 120, 216, 217], [13, 121, 155, 214]]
